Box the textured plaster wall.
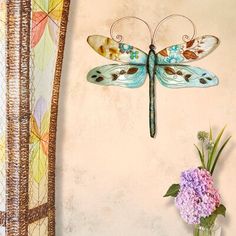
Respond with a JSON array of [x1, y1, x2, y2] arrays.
[[56, 0, 236, 235]]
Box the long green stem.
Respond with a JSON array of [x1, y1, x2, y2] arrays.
[[194, 225, 200, 236], [201, 142, 205, 169], [211, 136, 231, 174], [195, 144, 206, 169], [207, 126, 226, 170]]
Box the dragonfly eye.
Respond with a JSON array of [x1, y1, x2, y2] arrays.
[[149, 44, 156, 50]]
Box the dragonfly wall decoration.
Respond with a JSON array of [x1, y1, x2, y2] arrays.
[[87, 15, 220, 138]]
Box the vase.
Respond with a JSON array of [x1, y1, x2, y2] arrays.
[[193, 224, 221, 236]]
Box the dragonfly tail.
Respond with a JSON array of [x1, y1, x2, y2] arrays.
[[149, 73, 156, 138]]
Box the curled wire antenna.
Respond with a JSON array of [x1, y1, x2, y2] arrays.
[[110, 16, 153, 43], [110, 15, 197, 45], [153, 14, 196, 45]]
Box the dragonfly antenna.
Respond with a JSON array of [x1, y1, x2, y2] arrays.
[[110, 15, 196, 46], [110, 16, 153, 44], [153, 14, 196, 45]]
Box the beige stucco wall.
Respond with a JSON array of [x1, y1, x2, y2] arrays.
[[56, 0, 236, 235]]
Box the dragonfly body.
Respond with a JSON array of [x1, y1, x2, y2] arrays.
[[87, 35, 219, 138], [147, 45, 157, 137]]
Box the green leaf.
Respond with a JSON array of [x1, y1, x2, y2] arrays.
[[194, 144, 205, 168], [163, 184, 180, 197], [211, 136, 231, 174], [200, 219, 211, 229], [200, 204, 226, 228], [207, 126, 226, 170], [214, 204, 226, 217], [201, 143, 205, 167], [200, 214, 217, 228]]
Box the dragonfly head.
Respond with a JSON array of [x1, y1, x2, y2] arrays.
[[149, 44, 156, 51]]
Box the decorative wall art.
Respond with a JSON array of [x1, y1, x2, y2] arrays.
[[0, 0, 70, 235], [87, 15, 220, 138]]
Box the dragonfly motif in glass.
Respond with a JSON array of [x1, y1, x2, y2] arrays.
[[87, 16, 220, 138]]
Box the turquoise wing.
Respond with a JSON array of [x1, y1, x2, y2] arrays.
[[87, 35, 148, 64], [156, 65, 219, 88], [157, 35, 219, 64], [87, 64, 147, 88]]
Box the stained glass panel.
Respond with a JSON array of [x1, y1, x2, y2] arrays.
[[29, 0, 64, 210], [28, 217, 48, 236]]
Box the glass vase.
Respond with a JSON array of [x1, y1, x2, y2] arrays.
[[193, 224, 221, 236]]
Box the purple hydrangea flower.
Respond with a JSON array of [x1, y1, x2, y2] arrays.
[[175, 168, 220, 224]]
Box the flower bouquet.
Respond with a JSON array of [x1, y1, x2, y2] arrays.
[[164, 127, 231, 236]]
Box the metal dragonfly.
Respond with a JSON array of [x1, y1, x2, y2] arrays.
[[87, 15, 220, 138]]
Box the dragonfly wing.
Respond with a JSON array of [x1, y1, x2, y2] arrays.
[[157, 35, 219, 64], [156, 65, 219, 88], [87, 64, 147, 88], [87, 35, 148, 64]]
